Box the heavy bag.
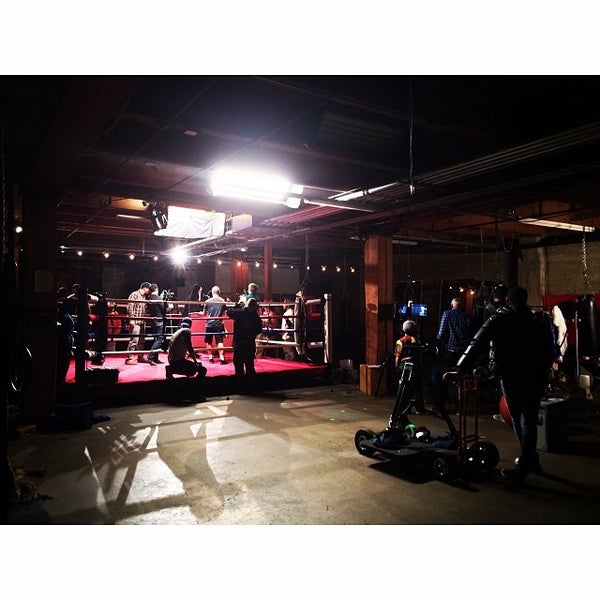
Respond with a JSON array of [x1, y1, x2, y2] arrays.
[[576, 294, 600, 356]]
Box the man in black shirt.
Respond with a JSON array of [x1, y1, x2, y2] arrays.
[[226, 298, 263, 393], [147, 283, 167, 365], [456, 287, 555, 484]]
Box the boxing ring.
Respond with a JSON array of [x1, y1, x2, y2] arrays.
[[63, 292, 333, 394]]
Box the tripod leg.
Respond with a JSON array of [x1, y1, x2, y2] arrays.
[[389, 362, 413, 429]]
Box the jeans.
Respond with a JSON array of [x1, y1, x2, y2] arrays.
[[147, 321, 164, 361], [430, 360, 453, 408], [233, 340, 257, 392], [500, 376, 544, 477], [127, 321, 145, 356]]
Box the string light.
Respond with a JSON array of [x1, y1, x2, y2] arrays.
[[57, 247, 363, 273]]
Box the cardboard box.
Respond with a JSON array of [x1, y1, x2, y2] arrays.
[[359, 364, 387, 396], [537, 398, 569, 452]]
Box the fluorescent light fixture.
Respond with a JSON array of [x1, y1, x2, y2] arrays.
[[303, 198, 376, 213], [117, 213, 145, 220], [518, 218, 595, 232], [211, 168, 303, 206], [330, 182, 400, 202], [330, 189, 365, 202]]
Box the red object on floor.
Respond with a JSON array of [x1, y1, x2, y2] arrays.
[[498, 395, 512, 425]]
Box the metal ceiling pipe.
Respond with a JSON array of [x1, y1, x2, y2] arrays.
[[419, 121, 600, 186], [338, 122, 600, 207]]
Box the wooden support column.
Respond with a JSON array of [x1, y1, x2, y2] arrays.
[[21, 190, 59, 425], [360, 234, 394, 395], [231, 260, 248, 298], [263, 243, 272, 300]]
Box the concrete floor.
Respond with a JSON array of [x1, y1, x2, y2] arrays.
[[6, 382, 600, 526]]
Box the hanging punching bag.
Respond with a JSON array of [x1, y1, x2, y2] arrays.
[[577, 294, 600, 356], [498, 395, 512, 426]]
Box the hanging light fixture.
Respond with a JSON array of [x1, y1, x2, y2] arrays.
[[211, 168, 303, 208], [518, 218, 594, 232]]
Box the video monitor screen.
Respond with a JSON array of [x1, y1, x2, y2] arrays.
[[396, 302, 428, 317], [396, 303, 408, 316], [411, 303, 428, 317]]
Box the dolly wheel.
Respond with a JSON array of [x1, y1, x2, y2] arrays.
[[465, 440, 500, 470], [432, 453, 457, 480], [355, 429, 376, 456]]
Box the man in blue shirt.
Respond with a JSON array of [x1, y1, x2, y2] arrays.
[[431, 297, 471, 408], [436, 297, 471, 366]]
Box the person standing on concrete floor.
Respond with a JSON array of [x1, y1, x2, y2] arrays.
[[226, 297, 263, 393], [394, 319, 429, 415], [436, 296, 471, 366], [125, 282, 151, 365], [430, 296, 471, 408], [454, 286, 555, 484]]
